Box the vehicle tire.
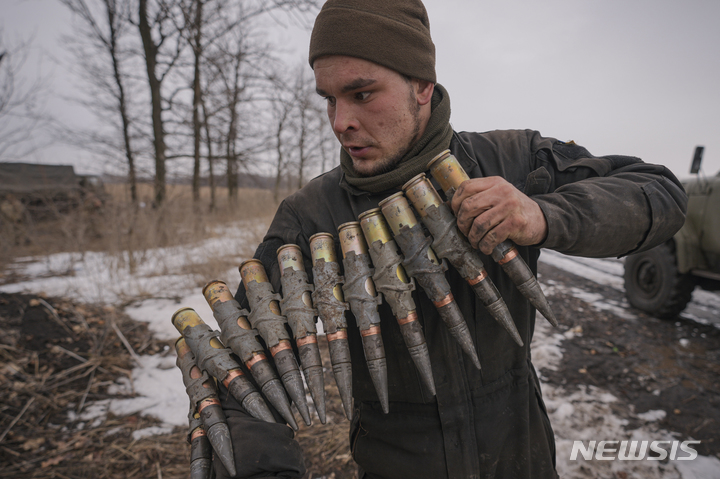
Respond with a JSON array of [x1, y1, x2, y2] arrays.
[[623, 242, 695, 319]]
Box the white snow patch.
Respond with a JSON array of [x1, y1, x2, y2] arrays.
[[533, 318, 718, 479], [637, 409, 667, 422], [132, 425, 175, 440], [539, 250, 624, 290]]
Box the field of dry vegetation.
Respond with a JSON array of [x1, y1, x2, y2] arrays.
[[1, 183, 280, 269], [1, 183, 356, 478]]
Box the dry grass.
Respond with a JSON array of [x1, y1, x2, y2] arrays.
[[0, 184, 359, 478], [0, 292, 185, 478], [0, 183, 281, 278], [0, 292, 357, 479]]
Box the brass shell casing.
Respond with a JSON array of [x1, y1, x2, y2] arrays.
[[378, 192, 419, 235], [309, 232, 337, 265], [202, 280, 253, 330], [427, 150, 469, 195], [277, 244, 305, 274], [172, 307, 202, 331], [202, 280, 234, 309], [240, 260, 282, 315], [310, 232, 345, 302], [175, 336, 192, 358], [239, 259, 269, 285], [402, 174, 444, 218], [358, 208, 393, 246], [172, 308, 225, 350], [338, 221, 368, 257]]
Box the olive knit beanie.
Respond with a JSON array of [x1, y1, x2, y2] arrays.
[[308, 0, 436, 83]]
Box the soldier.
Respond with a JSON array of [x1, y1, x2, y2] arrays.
[[215, 1, 687, 478]]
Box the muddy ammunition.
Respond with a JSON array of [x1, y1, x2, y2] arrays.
[[202, 280, 297, 430], [277, 244, 327, 424], [187, 405, 212, 479], [175, 337, 236, 477], [402, 175, 524, 347], [172, 308, 275, 423], [239, 260, 312, 426], [379, 192, 482, 369], [427, 150, 558, 327], [358, 209, 436, 395], [338, 222, 389, 414], [309, 233, 353, 420]]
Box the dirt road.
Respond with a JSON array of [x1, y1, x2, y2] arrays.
[[537, 251, 720, 478]]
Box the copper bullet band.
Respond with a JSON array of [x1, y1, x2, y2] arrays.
[[433, 293, 454, 309], [197, 397, 221, 412], [397, 311, 418, 325], [190, 428, 207, 440], [360, 325, 382, 337], [296, 334, 318, 347], [467, 270, 488, 285], [222, 369, 245, 388], [270, 340, 293, 356], [246, 353, 266, 369], [327, 330, 348, 341], [498, 247, 519, 265]]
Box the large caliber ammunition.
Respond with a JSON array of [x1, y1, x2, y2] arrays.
[[379, 192, 482, 369], [277, 244, 327, 424], [187, 405, 212, 479], [239, 260, 312, 426], [309, 233, 353, 420], [202, 280, 297, 430], [172, 308, 274, 424], [402, 175, 525, 348], [358, 209, 436, 396], [175, 337, 236, 477], [427, 150, 558, 327], [338, 222, 389, 414]]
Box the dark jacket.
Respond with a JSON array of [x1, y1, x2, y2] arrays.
[[218, 129, 687, 479]]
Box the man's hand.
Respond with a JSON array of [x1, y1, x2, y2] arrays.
[[450, 177, 548, 255]]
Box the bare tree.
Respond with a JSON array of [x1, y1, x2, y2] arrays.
[[136, 0, 186, 206], [60, 0, 140, 202], [0, 34, 50, 160]]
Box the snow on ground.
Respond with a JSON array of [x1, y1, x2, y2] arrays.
[[533, 318, 720, 479], [0, 219, 266, 433], [3, 226, 720, 477]]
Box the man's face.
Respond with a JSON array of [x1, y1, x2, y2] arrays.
[[314, 56, 432, 177]]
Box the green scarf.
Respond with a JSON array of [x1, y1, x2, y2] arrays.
[[340, 83, 453, 194]]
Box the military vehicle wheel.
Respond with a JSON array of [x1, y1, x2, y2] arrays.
[[624, 243, 695, 319]]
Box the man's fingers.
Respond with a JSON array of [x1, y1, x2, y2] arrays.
[[451, 178, 494, 215], [468, 212, 511, 255]]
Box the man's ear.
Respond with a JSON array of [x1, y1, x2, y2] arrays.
[[415, 80, 434, 106]]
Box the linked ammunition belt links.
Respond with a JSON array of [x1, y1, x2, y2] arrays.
[[182, 324, 239, 384], [368, 240, 416, 320], [176, 350, 215, 409], [245, 281, 290, 348], [342, 251, 382, 330], [310, 259, 348, 334], [279, 267, 318, 338], [211, 300, 261, 363]]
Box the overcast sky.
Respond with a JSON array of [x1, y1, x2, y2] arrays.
[[3, 0, 720, 179]]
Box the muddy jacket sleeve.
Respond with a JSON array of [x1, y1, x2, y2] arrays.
[[457, 130, 688, 258]]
